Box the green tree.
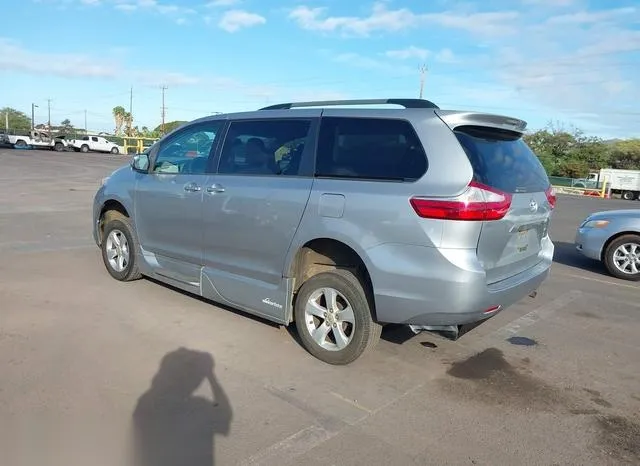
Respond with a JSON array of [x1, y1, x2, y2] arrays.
[[609, 139, 640, 170], [112, 106, 126, 135], [60, 119, 74, 134], [1, 107, 31, 132], [524, 122, 611, 178], [154, 120, 187, 135]]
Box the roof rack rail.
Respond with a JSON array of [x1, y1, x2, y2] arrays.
[[259, 98, 439, 111]]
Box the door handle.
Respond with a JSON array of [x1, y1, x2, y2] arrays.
[[206, 184, 225, 194], [183, 182, 201, 192]]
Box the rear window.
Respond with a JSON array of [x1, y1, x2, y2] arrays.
[[316, 117, 427, 181], [455, 125, 550, 194]]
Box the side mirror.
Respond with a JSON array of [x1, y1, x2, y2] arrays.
[[131, 153, 150, 173]]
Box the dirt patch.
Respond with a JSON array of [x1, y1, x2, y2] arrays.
[[442, 348, 563, 410], [570, 408, 600, 415], [592, 398, 613, 408], [595, 415, 640, 464], [584, 388, 601, 397], [575, 311, 602, 319]]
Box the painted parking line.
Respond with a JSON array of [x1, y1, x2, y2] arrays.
[[555, 271, 639, 290], [487, 290, 583, 341], [241, 383, 425, 466]]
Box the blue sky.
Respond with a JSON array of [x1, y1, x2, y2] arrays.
[[1, 0, 639, 138]]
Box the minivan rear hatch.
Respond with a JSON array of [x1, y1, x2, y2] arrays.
[[436, 111, 555, 284]]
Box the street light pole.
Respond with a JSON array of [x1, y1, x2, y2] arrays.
[[31, 103, 39, 131]]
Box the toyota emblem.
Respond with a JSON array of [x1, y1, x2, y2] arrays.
[[529, 199, 538, 212]]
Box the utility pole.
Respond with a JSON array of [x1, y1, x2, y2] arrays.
[[419, 64, 427, 99], [161, 85, 168, 135], [5, 110, 8, 133], [129, 86, 133, 134], [84, 110, 87, 134], [47, 98, 52, 138], [31, 103, 38, 131]]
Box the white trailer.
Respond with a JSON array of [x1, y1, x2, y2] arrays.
[[599, 168, 640, 201]]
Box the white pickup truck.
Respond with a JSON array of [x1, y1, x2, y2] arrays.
[[8, 130, 69, 151], [69, 135, 121, 154]]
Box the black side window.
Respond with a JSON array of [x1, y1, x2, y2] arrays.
[[92, 136, 98, 142], [218, 119, 311, 176], [316, 117, 428, 181], [153, 121, 222, 175]]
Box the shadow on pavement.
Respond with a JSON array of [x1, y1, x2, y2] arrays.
[[553, 241, 608, 275], [131, 348, 232, 466]]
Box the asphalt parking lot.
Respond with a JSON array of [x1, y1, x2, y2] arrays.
[[1, 149, 639, 466]]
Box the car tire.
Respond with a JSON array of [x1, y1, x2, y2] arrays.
[[294, 269, 381, 365], [603, 234, 640, 281], [111, 147, 119, 155], [54, 142, 63, 152], [16, 139, 26, 146], [622, 191, 636, 201], [81, 144, 89, 153], [101, 212, 142, 282]]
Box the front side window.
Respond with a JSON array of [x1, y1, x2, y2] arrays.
[[316, 117, 428, 181], [153, 121, 222, 175], [92, 136, 98, 142], [218, 119, 312, 176]]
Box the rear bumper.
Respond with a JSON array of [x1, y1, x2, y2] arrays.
[[367, 239, 554, 327]]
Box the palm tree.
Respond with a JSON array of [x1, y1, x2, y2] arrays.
[[112, 106, 126, 135]]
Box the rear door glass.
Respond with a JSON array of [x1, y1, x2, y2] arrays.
[[316, 117, 428, 181], [455, 126, 550, 193]]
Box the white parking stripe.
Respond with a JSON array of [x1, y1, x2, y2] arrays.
[[489, 290, 583, 340], [557, 272, 639, 290]]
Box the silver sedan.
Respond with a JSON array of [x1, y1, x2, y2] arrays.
[[575, 209, 640, 281]]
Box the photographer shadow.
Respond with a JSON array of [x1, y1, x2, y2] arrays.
[[132, 348, 232, 466]]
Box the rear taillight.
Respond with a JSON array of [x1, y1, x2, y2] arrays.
[[545, 185, 557, 209], [410, 181, 512, 221]]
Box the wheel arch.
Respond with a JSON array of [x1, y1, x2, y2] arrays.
[[286, 237, 377, 323], [601, 231, 640, 261], [98, 199, 131, 244]]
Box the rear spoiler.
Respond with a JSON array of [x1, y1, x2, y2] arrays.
[[435, 110, 527, 134]]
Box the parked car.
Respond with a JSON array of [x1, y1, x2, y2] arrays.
[[575, 209, 640, 281], [70, 135, 120, 154], [93, 98, 556, 365]]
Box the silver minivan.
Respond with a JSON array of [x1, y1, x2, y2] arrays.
[[93, 99, 555, 365]]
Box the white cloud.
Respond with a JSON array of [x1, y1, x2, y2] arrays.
[[521, 0, 575, 6], [435, 48, 457, 64], [115, 3, 136, 11], [218, 9, 266, 32], [206, 0, 240, 7], [136, 71, 201, 87], [289, 3, 519, 38], [386, 46, 430, 60], [0, 38, 119, 78], [0, 38, 205, 88], [547, 7, 638, 24]]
